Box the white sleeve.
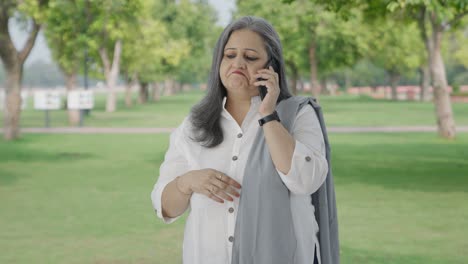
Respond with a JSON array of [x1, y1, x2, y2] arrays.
[[276, 105, 328, 195], [151, 119, 191, 224]]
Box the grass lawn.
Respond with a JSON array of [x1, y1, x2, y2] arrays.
[[1, 133, 467, 263], [4, 90, 468, 128]]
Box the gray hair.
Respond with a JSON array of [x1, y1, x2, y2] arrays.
[[190, 16, 292, 148]]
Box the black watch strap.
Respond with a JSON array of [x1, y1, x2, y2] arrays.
[[258, 111, 280, 126]]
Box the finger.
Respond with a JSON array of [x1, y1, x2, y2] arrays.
[[213, 171, 224, 181], [254, 80, 278, 90], [257, 67, 275, 74], [254, 73, 273, 80], [253, 80, 270, 87], [209, 185, 234, 202], [211, 179, 240, 197], [212, 171, 241, 189], [224, 177, 242, 189], [202, 189, 224, 203]]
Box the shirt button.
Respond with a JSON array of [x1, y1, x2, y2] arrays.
[[228, 207, 234, 213], [237, 133, 243, 138], [228, 236, 234, 242], [305, 156, 311, 162], [232, 156, 238, 161]]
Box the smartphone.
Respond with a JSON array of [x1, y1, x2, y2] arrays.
[[257, 77, 268, 100], [257, 60, 275, 100]]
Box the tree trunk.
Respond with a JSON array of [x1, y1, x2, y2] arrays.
[[389, 71, 400, 101], [320, 78, 327, 95], [287, 61, 298, 95], [124, 73, 136, 108], [139, 82, 149, 104], [308, 40, 320, 97], [174, 81, 181, 94], [3, 66, 22, 140], [416, 11, 432, 103], [418, 8, 455, 138], [64, 72, 80, 126], [164, 78, 174, 96], [99, 40, 122, 113], [152, 82, 160, 102], [124, 77, 133, 108], [298, 79, 304, 92], [344, 69, 351, 91], [290, 72, 298, 95], [430, 27, 456, 139], [0, 15, 41, 140], [419, 64, 430, 101]]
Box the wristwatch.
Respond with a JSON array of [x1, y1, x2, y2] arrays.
[[258, 111, 281, 126]]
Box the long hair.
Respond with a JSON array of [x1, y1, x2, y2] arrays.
[[190, 16, 292, 148]]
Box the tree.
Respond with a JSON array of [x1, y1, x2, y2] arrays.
[[367, 19, 422, 100], [120, 0, 190, 105], [294, 0, 468, 138], [152, 0, 218, 96], [169, 0, 220, 86], [86, 0, 141, 112], [395, 0, 468, 139], [44, 0, 87, 125], [0, 0, 49, 140]]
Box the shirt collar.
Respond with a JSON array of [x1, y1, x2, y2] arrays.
[[222, 96, 261, 108]]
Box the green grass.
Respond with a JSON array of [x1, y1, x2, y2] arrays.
[[318, 95, 468, 127], [1, 133, 467, 263], [4, 91, 468, 128]]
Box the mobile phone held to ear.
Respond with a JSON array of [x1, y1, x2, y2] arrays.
[[257, 59, 278, 100], [257, 77, 268, 100], [257, 62, 272, 100]]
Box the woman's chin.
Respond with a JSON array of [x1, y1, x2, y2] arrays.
[[226, 81, 249, 92]]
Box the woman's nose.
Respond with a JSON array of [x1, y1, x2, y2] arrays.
[[233, 56, 246, 69]]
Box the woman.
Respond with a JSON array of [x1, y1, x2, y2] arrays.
[[151, 16, 338, 264]]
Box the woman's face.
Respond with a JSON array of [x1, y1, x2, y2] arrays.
[[219, 29, 269, 97]]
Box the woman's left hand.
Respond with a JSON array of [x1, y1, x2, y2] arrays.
[[254, 66, 280, 117]]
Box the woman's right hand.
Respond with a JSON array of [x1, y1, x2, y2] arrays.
[[179, 169, 242, 203]]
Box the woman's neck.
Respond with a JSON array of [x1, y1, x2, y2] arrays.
[[225, 94, 253, 127]]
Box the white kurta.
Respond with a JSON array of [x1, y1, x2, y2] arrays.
[[151, 96, 328, 264]]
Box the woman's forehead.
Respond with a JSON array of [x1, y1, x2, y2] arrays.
[[224, 30, 266, 53]]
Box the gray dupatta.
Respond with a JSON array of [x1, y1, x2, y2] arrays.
[[231, 96, 340, 264]]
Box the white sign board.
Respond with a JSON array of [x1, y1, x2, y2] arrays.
[[1, 90, 29, 110], [34, 90, 62, 110], [21, 91, 28, 110], [67, 90, 94, 110]]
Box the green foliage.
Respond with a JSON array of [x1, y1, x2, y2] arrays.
[[17, 0, 50, 23], [44, 0, 87, 75], [120, 0, 189, 83], [119, 0, 219, 84], [84, 0, 142, 74], [156, 0, 220, 83], [367, 19, 423, 77], [236, 0, 368, 80]]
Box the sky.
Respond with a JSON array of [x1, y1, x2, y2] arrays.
[[9, 0, 235, 66]]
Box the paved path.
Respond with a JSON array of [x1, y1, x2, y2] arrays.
[[4, 126, 468, 134]]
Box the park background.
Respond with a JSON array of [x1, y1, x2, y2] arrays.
[[1, 0, 467, 263]]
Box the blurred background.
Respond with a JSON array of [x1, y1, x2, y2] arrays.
[[1, 0, 467, 263]]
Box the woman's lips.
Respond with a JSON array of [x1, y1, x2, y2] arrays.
[[232, 70, 246, 77]]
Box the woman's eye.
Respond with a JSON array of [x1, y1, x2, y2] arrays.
[[245, 56, 258, 61], [225, 54, 235, 59]]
